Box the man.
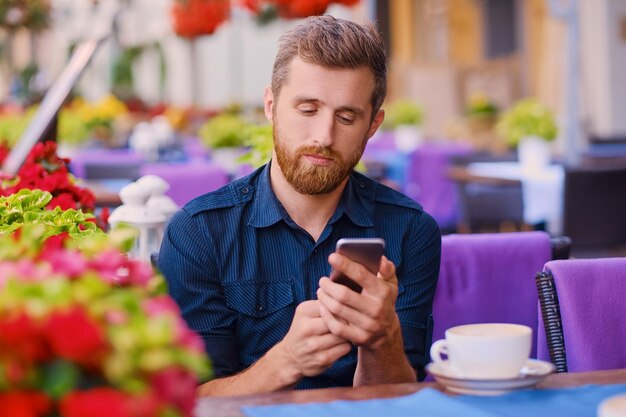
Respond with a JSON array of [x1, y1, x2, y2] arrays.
[[158, 15, 441, 396]]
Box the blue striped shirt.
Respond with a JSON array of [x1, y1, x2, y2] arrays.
[[158, 163, 441, 389]]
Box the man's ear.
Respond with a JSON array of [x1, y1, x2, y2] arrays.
[[264, 87, 274, 122], [366, 109, 385, 139]]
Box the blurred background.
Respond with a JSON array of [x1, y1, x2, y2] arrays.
[[1, 0, 626, 256]]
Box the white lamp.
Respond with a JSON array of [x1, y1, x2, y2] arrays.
[[138, 175, 179, 222], [108, 181, 167, 263]]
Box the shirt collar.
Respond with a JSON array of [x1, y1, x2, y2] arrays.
[[248, 163, 286, 228], [334, 174, 375, 228], [248, 163, 375, 229]]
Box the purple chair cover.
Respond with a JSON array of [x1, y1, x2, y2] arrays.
[[140, 161, 230, 207], [537, 258, 626, 371], [69, 148, 145, 179], [433, 231, 553, 358], [403, 142, 472, 230]]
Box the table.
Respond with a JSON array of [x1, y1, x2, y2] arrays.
[[193, 368, 626, 417], [449, 162, 564, 234]]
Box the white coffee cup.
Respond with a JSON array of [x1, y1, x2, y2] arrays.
[[430, 323, 532, 380]]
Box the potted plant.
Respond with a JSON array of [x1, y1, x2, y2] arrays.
[[496, 98, 558, 170], [198, 112, 248, 175], [238, 123, 273, 169], [381, 99, 425, 152]]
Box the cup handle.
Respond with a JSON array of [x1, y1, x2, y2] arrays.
[[430, 339, 449, 363]]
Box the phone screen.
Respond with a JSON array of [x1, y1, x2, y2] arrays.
[[329, 238, 385, 293]]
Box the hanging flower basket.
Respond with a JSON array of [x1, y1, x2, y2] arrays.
[[171, 0, 231, 38]]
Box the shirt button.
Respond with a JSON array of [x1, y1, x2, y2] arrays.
[[242, 186, 250, 194], [313, 248, 319, 254], [256, 304, 263, 311], [359, 183, 365, 189]]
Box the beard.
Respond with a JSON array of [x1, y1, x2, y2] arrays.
[[273, 118, 367, 195]]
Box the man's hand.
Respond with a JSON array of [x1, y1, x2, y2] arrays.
[[272, 300, 352, 385], [317, 254, 400, 349]]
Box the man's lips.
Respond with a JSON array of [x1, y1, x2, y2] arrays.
[[304, 154, 333, 165]]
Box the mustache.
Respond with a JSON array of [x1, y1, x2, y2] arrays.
[[297, 146, 339, 160]]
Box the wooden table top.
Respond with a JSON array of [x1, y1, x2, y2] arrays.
[[447, 165, 521, 186], [193, 368, 626, 417]]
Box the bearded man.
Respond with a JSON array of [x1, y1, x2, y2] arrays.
[[158, 15, 441, 396]]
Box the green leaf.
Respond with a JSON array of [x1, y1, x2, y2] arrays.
[[40, 360, 80, 398]]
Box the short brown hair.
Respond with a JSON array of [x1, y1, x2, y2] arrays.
[[271, 15, 387, 119]]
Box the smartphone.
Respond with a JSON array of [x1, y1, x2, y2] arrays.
[[329, 238, 385, 293]]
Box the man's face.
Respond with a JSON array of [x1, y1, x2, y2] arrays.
[[265, 57, 384, 195]]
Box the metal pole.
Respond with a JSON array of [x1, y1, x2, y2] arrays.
[[547, 0, 581, 165]]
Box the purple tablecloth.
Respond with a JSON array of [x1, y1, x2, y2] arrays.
[[69, 148, 145, 179], [140, 161, 230, 207]]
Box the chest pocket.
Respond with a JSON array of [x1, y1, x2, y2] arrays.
[[223, 279, 294, 318]]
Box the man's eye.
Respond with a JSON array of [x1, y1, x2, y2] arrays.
[[298, 107, 316, 115], [337, 114, 355, 125]]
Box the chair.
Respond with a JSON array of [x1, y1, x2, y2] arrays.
[[449, 152, 528, 233], [562, 165, 626, 256], [536, 258, 626, 373], [432, 231, 570, 360], [403, 142, 473, 233]]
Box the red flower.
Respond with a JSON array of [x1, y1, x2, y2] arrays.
[[1, 141, 97, 214], [172, 0, 230, 38], [0, 391, 52, 417], [150, 368, 198, 417], [60, 388, 132, 417], [43, 307, 108, 366], [271, 0, 331, 18], [0, 313, 50, 363], [333, 0, 360, 5], [0, 143, 10, 165], [49, 192, 78, 210], [41, 232, 71, 252]]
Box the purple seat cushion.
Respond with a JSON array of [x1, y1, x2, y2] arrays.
[[538, 258, 626, 371], [433, 231, 552, 358]]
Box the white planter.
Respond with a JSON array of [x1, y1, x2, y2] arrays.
[[211, 147, 244, 176], [394, 125, 423, 153], [518, 136, 551, 172]]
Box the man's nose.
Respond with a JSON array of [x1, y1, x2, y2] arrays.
[[313, 113, 335, 148]]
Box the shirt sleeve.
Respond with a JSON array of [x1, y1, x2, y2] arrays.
[[395, 210, 441, 381], [158, 208, 240, 379]]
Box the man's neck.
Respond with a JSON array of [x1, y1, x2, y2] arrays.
[[270, 162, 347, 242]]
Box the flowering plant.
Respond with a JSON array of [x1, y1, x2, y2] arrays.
[[0, 189, 100, 240], [0, 141, 96, 213], [466, 91, 499, 119], [496, 98, 558, 146], [381, 99, 424, 130], [0, 225, 210, 417], [171, 0, 362, 38], [243, 0, 360, 19], [171, 0, 230, 38]]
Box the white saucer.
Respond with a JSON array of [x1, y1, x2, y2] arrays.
[[426, 359, 556, 396]]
